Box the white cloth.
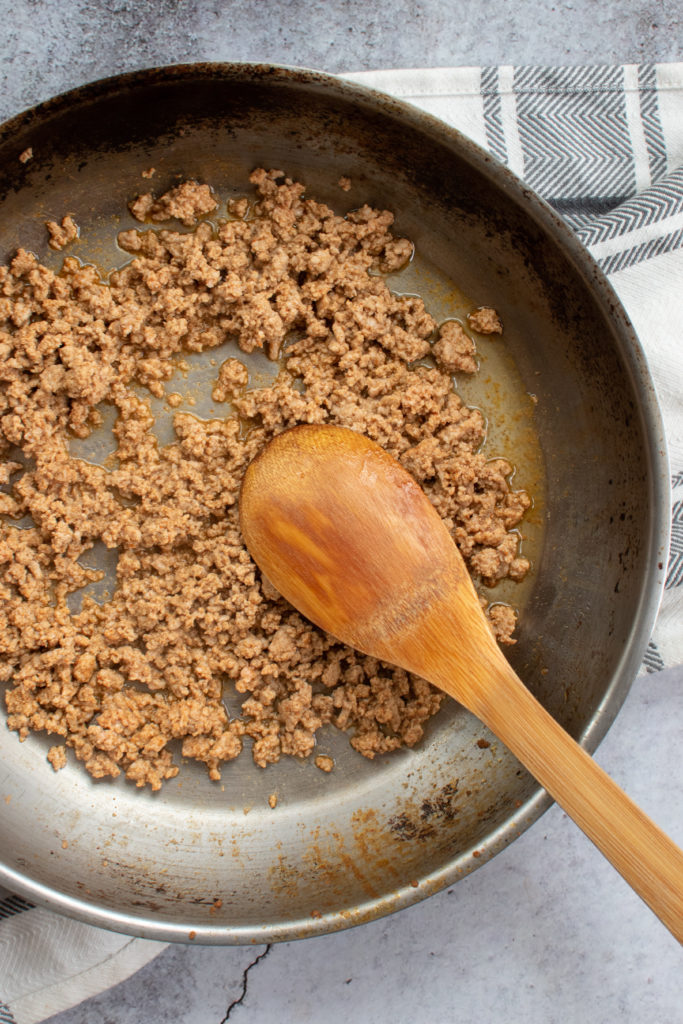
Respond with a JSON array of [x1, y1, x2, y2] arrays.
[[0, 903, 165, 1024], [2, 62, 682, 1023]]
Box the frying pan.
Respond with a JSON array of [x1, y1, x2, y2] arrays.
[[0, 63, 669, 943]]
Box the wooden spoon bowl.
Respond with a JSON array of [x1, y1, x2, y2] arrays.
[[240, 423, 683, 942]]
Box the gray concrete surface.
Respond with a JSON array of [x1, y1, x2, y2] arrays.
[[2, 2, 682, 1023], [1, 0, 682, 122]]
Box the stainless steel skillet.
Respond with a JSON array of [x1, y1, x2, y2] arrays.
[[0, 63, 669, 943]]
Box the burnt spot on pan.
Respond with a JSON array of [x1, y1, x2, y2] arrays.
[[389, 779, 460, 842]]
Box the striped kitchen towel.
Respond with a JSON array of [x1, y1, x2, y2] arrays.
[[350, 63, 683, 671], [2, 62, 683, 1024], [0, 888, 165, 1024]]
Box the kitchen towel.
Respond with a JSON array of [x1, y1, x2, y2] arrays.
[[2, 61, 682, 1024]]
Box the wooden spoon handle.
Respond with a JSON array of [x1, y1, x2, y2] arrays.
[[471, 662, 683, 943]]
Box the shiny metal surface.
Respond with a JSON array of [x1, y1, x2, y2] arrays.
[[0, 64, 669, 943]]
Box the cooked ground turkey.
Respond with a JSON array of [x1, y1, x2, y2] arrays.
[[128, 181, 218, 227], [0, 168, 530, 790], [467, 306, 503, 334], [46, 216, 79, 251]]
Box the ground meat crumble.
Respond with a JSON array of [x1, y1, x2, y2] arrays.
[[128, 180, 218, 227], [46, 216, 79, 251], [467, 306, 503, 334], [0, 169, 530, 790]]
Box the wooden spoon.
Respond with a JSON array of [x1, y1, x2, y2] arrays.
[[239, 423, 683, 942]]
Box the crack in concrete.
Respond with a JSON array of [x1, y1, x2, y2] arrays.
[[219, 944, 272, 1021]]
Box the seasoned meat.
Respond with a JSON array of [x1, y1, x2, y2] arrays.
[[0, 170, 529, 789], [45, 215, 79, 250], [468, 306, 503, 334]]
